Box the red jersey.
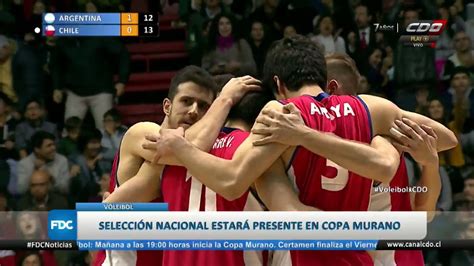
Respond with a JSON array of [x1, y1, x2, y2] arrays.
[[161, 128, 265, 266], [281, 93, 374, 266], [369, 158, 424, 265], [93, 153, 163, 266]]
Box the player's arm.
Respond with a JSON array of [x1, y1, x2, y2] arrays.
[[358, 94, 458, 152], [142, 76, 262, 164], [389, 119, 441, 222], [255, 159, 319, 211], [104, 161, 163, 203], [155, 101, 290, 200], [183, 76, 261, 151], [252, 103, 400, 183]]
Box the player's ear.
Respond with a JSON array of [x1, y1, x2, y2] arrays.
[[274, 75, 286, 98], [163, 98, 171, 116], [327, 79, 339, 95]]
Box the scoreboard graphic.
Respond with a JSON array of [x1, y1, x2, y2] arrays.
[[42, 13, 159, 37]]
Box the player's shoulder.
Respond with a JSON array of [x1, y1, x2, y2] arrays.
[[124, 122, 161, 139]]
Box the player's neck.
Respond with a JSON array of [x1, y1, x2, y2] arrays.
[[225, 120, 250, 132], [161, 116, 171, 130], [292, 84, 324, 98]]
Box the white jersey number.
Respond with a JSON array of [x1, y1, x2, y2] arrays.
[[187, 172, 216, 211], [321, 159, 349, 191]]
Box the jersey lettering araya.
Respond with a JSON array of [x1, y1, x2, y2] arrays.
[[310, 102, 355, 119]]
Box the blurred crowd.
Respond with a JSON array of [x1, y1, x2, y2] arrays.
[[0, 0, 474, 265]]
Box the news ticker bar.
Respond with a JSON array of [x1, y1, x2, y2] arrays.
[[1, 240, 474, 250]]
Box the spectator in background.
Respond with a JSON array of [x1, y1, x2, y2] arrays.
[[442, 67, 474, 122], [414, 85, 430, 115], [311, 15, 346, 55], [0, 92, 19, 160], [15, 99, 57, 158], [18, 252, 44, 266], [282, 24, 297, 38], [51, 17, 130, 130], [436, 4, 465, 63], [16, 131, 69, 196], [16, 170, 68, 211], [249, 0, 282, 42], [88, 173, 110, 202], [453, 173, 474, 211], [15, 213, 57, 265], [101, 109, 126, 173], [70, 129, 103, 203], [357, 75, 370, 94], [57, 116, 82, 159], [224, 0, 253, 20], [427, 98, 466, 194], [202, 14, 257, 76], [247, 20, 270, 78], [393, 7, 436, 111], [0, 35, 44, 112], [443, 31, 474, 82], [186, 0, 230, 65], [366, 47, 385, 95], [0, 35, 16, 103], [348, 3, 376, 75]]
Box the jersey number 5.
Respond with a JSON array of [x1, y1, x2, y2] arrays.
[[321, 159, 349, 191]]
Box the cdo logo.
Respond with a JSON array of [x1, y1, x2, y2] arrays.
[[405, 20, 447, 35], [48, 210, 76, 240]]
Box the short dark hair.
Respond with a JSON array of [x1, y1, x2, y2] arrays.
[[168, 66, 218, 101], [228, 91, 274, 126], [450, 66, 471, 82], [262, 35, 327, 94], [103, 108, 121, 122], [23, 98, 44, 113], [213, 74, 235, 94], [31, 131, 55, 150], [207, 13, 239, 52], [77, 128, 102, 153], [325, 53, 360, 95], [355, 3, 372, 17], [65, 116, 82, 131]]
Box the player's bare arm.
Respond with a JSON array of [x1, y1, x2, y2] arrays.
[[390, 118, 441, 221], [358, 94, 457, 152], [142, 76, 261, 163], [255, 159, 319, 211], [104, 162, 164, 203], [252, 102, 400, 183], [150, 100, 291, 200]]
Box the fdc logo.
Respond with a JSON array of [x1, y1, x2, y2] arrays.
[[48, 210, 77, 240]]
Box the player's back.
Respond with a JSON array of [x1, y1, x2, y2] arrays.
[[94, 153, 163, 266], [161, 127, 265, 266], [369, 157, 424, 266], [281, 93, 374, 266]]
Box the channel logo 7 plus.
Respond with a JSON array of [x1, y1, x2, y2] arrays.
[[48, 210, 77, 240]]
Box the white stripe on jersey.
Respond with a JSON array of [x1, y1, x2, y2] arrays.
[[368, 182, 395, 265], [243, 192, 265, 266], [188, 171, 202, 211], [287, 166, 299, 194], [102, 250, 137, 266]]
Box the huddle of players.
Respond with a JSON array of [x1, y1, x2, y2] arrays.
[[94, 35, 458, 266]]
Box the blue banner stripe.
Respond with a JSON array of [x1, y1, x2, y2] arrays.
[[43, 13, 121, 24], [77, 240, 379, 250], [75, 203, 168, 211]]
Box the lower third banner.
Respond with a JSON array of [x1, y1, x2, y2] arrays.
[[76, 240, 379, 250]]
